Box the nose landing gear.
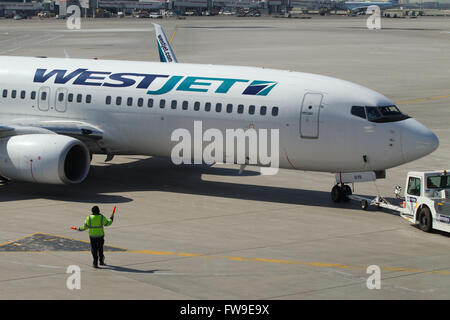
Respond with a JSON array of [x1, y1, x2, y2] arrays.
[[331, 184, 352, 203]]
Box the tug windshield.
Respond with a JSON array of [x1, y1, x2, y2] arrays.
[[427, 175, 450, 189]]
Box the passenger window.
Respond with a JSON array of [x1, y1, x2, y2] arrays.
[[20, 91, 26, 99], [2, 90, 7, 98], [30, 91, 36, 100], [86, 95, 92, 104], [226, 104, 233, 113], [148, 98, 153, 108], [171, 100, 177, 109], [116, 96, 122, 106], [138, 98, 143, 107], [160, 99, 165, 108], [127, 97, 133, 106], [351, 106, 366, 119], [272, 106, 279, 116], [260, 106, 267, 115], [194, 102, 200, 111], [205, 102, 211, 112], [237, 104, 244, 114], [11, 90, 16, 99], [68, 93, 73, 102], [58, 92, 64, 102], [106, 96, 111, 105], [407, 177, 421, 196], [249, 105, 255, 115], [216, 103, 222, 112], [41, 91, 47, 100], [182, 101, 188, 110], [76, 94, 82, 103]]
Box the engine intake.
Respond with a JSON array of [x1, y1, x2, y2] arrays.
[[0, 134, 90, 184]]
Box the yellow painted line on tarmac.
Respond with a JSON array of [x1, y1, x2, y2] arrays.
[[1, 234, 449, 276], [169, 26, 178, 45], [126, 250, 450, 276], [396, 94, 450, 105], [129, 250, 203, 257]]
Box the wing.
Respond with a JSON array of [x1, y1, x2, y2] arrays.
[[0, 120, 103, 152]]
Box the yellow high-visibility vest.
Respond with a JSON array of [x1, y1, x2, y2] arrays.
[[80, 214, 113, 237]]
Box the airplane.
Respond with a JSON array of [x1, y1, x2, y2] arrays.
[[0, 24, 439, 203], [343, 0, 400, 15]]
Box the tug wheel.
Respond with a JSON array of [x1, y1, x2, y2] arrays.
[[361, 200, 369, 210], [418, 207, 432, 233]]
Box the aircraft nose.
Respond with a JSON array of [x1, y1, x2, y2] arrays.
[[401, 118, 439, 162]]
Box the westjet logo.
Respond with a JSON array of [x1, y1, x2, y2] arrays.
[[243, 80, 278, 96], [33, 68, 278, 96], [157, 35, 174, 63]]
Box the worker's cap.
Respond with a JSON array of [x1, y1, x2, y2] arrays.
[[91, 206, 100, 214]]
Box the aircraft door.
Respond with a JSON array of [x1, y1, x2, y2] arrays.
[[55, 88, 68, 112], [38, 87, 50, 111], [300, 93, 322, 139]]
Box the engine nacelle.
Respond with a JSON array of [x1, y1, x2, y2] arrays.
[[0, 134, 90, 184]]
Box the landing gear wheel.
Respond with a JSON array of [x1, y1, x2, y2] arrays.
[[331, 185, 344, 203], [418, 207, 432, 233], [361, 200, 369, 210], [343, 185, 352, 202]]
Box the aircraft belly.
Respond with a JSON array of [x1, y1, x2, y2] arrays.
[[101, 112, 167, 156], [160, 115, 286, 167]]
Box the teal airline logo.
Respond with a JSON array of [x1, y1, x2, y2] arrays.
[[147, 76, 278, 96]]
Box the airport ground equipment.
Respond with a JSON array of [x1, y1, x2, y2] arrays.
[[332, 170, 450, 233]]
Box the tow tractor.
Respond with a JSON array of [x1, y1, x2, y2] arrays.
[[331, 170, 450, 233]]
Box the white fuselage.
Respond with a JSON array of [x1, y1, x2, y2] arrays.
[[0, 56, 439, 174]]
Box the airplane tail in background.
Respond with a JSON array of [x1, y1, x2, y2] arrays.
[[153, 23, 178, 63]]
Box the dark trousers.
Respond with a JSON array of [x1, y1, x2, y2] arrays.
[[89, 236, 105, 265]]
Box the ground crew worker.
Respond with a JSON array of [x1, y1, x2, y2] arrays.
[[77, 206, 114, 268]]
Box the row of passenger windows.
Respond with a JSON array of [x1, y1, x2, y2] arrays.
[[2, 89, 34, 100], [1, 89, 279, 117], [2, 89, 92, 104], [105, 96, 279, 117]]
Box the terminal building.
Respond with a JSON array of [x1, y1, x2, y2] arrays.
[[0, 0, 448, 17], [0, 0, 286, 16]]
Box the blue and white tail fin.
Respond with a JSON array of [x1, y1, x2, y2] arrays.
[[153, 23, 178, 63]]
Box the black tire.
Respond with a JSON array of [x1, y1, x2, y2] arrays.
[[342, 185, 351, 202], [418, 207, 432, 233], [361, 200, 368, 210], [344, 185, 352, 195], [331, 185, 343, 203]]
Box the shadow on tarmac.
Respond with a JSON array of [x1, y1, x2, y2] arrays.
[[101, 265, 164, 274], [0, 156, 361, 210]]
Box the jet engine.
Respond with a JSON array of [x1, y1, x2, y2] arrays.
[[0, 134, 90, 184]]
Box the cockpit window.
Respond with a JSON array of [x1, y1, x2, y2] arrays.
[[351, 106, 366, 119], [351, 105, 410, 123], [378, 105, 402, 116], [366, 105, 410, 123], [366, 107, 382, 121]]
